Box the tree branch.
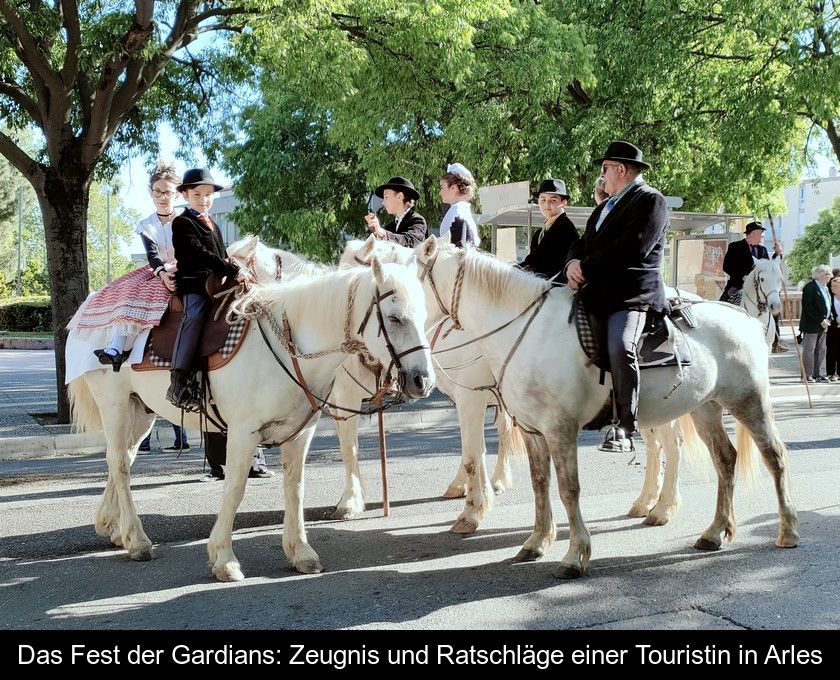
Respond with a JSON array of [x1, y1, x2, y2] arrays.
[[0, 128, 40, 180], [0, 80, 44, 127], [0, 0, 63, 91], [59, 0, 82, 87]]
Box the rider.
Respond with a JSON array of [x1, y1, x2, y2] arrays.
[[519, 179, 579, 282], [438, 163, 480, 247], [565, 141, 669, 452], [364, 177, 428, 247], [166, 168, 249, 410]]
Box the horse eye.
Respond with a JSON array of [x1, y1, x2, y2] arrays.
[[388, 315, 403, 324]]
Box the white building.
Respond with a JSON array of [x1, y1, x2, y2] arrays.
[[771, 169, 840, 254]]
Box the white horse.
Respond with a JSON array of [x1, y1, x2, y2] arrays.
[[68, 257, 434, 580], [333, 237, 526, 533], [231, 235, 525, 532], [630, 259, 785, 524], [414, 237, 798, 578]]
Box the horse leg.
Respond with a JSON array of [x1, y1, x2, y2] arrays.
[[727, 395, 799, 548], [491, 407, 516, 492], [450, 392, 494, 534], [94, 394, 156, 560], [208, 427, 260, 582], [645, 419, 683, 526], [689, 402, 737, 550], [329, 370, 369, 519], [514, 433, 555, 562], [547, 422, 591, 579], [280, 425, 323, 574], [628, 427, 664, 517], [442, 463, 468, 498]]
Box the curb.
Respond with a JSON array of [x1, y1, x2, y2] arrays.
[[0, 338, 53, 350]]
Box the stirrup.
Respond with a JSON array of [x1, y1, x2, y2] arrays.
[[598, 422, 635, 453]]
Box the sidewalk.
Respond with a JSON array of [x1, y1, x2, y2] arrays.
[[0, 324, 836, 461]]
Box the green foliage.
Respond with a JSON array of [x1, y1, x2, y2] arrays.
[[0, 295, 52, 332], [85, 185, 139, 291], [786, 195, 840, 283]]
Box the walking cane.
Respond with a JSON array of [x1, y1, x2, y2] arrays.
[[766, 210, 812, 408], [378, 409, 390, 517]]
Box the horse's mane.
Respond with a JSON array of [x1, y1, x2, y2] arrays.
[[228, 235, 327, 282], [453, 244, 556, 309]]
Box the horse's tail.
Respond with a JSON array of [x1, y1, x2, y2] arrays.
[[675, 413, 713, 481], [497, 408, 527, 459], [735, 421, 761, 491], [68, 377, 102, 433]]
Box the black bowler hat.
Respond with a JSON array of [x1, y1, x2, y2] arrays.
[[176, 168, 227, 192], [374, 176, 420, 202], [535, 178, 570, 200], [745, 221, 766, 234], [594, 140, 651, 170]]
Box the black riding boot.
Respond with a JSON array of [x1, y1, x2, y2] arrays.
[[166, 369, 192, 408]]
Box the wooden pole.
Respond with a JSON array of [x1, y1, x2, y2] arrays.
[[767, 210, 812, 408], [377, 409, 390, 516]]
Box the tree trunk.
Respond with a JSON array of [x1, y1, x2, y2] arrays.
[[823, 119, 840, 169], [38, 168, 92, 423]]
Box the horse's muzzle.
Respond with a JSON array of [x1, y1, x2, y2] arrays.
[[400, 369, 435, 400]]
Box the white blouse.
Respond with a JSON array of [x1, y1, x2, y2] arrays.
[[135, 211, 177, 271]]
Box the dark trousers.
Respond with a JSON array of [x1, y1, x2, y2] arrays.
[[827, 325, 840, 376], [607, 309, 647, 434], [204, 432, 226, 477], [141, 424, 187, 449], [172, 293, 210, 371]]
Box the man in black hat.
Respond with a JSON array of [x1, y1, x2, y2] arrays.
[[518, 179, 579, 281], [364, 176, 428, 248], [720, 221, 782, 304], [167, 169, 248, 410], [565, 141, 668, 452]]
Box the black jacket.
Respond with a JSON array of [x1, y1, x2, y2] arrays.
[[519, 212, 579, 282], [722, 239, 773, 292], [171, 211, 239, 295], [382, 207, 428, 248], [566, 182, 668, 316], [799, 279, 830, 334]]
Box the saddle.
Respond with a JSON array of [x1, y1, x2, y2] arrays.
[[133, 275, 249, 372], [572, 296, 695, 375]]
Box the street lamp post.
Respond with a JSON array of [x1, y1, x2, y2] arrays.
[[16, 186, 23, 296]]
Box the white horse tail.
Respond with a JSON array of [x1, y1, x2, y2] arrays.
[[735, 421, 761, 490], [68, 377, 102, 433], [497, 408, 527, 459], [677, 413, 712, 480]]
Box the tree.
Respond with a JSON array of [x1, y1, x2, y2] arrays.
[[786, 195, 840, 282], [0, 1, 254, 420], [234, 0, 809, 249], [219, 91, 369, 261]]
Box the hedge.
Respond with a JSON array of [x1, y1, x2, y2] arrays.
[[0, 296, 53, 332]]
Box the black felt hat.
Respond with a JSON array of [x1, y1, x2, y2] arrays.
[[176, 168, 227, 193], [745, 221, 766, 234], [594, 140, 651, 170], [374, 176, 420, 202], [535, 178, 570, 200]]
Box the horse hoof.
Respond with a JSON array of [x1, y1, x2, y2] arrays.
[[775, 533, 799, 548], [110, 531, 124, 548], [694, 537, 721, 551], [129, 545, 155, 561], [331, 505, 363, 520], [554, 564, 583, 580], [513, 547, 543, 563], [294, 559, 323, 575], [643, 512, 671, 527], [450, 517, 478, 534], [492, 478, 511, 494], [442, 486, 466, 499], [627, 499, 655, 518], [213, 563, 245, 582]]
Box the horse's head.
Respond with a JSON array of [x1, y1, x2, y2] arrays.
[[340, 235, 413, 268], [750, 258, 783, 315], [228, 235, 284, 283], [360, 255, 434, 400]]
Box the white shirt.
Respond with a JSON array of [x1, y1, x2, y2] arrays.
[[817, 281, 831, 317], [135, 211, 177, 271], [439, 201, 480, 246]]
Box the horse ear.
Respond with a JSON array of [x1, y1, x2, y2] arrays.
[[420, 235, 438, 259], [363, 234, 376, 256], [371, 254, 386, 286], [405, 253, 419, 277]]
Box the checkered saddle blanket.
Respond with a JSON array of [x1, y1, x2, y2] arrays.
[[572, 297, 692, 373]]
